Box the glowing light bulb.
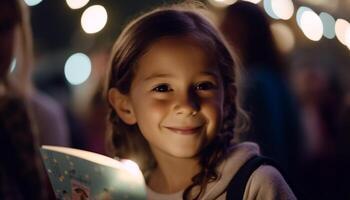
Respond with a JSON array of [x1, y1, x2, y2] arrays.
[[81, 5, 108, 34], [24, 0, 43, 6], [319, 12, 336, 39], [335, 19, 350, 46], [271, 0, 294, 20], [345, 27, 350, 48], [64, 53, 91, 85], [299, 10, 323, 41], [264, 0, 279, 19], [208, 0, 237, 8], [66, 0, 89, 9], [296, 6, 312, 27], [242, 0, 262, 4]]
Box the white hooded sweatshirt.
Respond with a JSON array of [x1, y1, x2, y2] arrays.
[[146, 142, 296, 200]]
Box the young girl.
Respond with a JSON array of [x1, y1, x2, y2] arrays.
[[105, 2, 296, 200]]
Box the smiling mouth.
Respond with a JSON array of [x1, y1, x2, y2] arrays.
[[164, 126, 202, 135]]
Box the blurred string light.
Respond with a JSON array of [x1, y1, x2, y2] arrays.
[[64, 53, 91, 85], [296, 7, 312, 27], [264, 0, 278, 19], [66, 0, 89, 9], [264, 0, 294, 20], [297, 7, 323, 41], [81, 5, 108, 34], [208, 0, 237, 8], [335, 19, 350, 47], [319, 12, 336, 39], [24, 0, 43, 6], [242, 0, 262, 4], [271, 22, 295, 53], [346, 28, 350, 49]]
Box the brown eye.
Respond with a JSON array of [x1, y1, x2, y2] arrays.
[[152, 84, 173, 92], [195, 81, 218, 91]]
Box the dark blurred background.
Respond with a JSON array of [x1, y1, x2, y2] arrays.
[[19, 0, 350, 199]]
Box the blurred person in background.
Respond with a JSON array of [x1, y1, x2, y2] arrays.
[[0, 0, 70, 198], [3, 0, 70, 147], [220, 1, 304, 194], [0, 0, 48, 199], [290, 65, 338, 159], [290, 58, 344, 199]]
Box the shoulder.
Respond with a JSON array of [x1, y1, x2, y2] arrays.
[[245, 165, 296, 200], [200, 142, 260, 199]]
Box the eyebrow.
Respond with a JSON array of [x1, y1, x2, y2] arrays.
[[143, 73, 174, 81], [143, 71, 220, 82]]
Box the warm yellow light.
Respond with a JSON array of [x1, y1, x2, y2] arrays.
[[345, 27, 350, 49], [299, 10, 323, 41], [66, 0, 89, 9], [271, 22, 295, 53], [335, 19, 350, 46], [271, 0, 294, 20], [296, 6, 312, 27], [208, 0, 237, 8], [81, 5, 108, 34]]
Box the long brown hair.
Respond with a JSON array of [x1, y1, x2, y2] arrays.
[[105, 2, 248, 199]]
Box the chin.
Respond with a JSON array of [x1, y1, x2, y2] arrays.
[[167, 148, 200, 159]]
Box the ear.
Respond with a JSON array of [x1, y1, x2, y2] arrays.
[[108, 88, 137, 125]]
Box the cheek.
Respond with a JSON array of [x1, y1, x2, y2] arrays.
[[133, 98, 172, 125], [201, 99, 224, 135]]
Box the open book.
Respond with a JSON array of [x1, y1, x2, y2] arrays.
[[40, 146, 146, 200]]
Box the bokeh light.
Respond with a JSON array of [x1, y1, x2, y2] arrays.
[[64, 53, 91, 85], [319, 12, 336, 39], [271, 0, 294, 20], [271, 22, 295, 53], [208, 0, 237, 8], [81, 5, 108, 34], [242, 0, 262, 4], [346, 28, 350, 48], [296, 6, 312, 27], [24, 0, 43, 6], [264, 0, 279, 19], [335, 19, 350, 46], [66, 0, 89, 9], [299, 9, 323, 41]]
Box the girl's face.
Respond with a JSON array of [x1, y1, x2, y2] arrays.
[[113, 37, 225, 159]]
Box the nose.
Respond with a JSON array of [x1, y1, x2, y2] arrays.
[[174, 89, 200, 116]]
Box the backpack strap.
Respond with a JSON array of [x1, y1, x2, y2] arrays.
[[226, 155, 285, 200]]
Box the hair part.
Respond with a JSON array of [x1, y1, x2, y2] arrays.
[[105, 2, 249, 199]]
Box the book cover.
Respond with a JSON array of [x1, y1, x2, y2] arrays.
[[40, 145, 146, 200]]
